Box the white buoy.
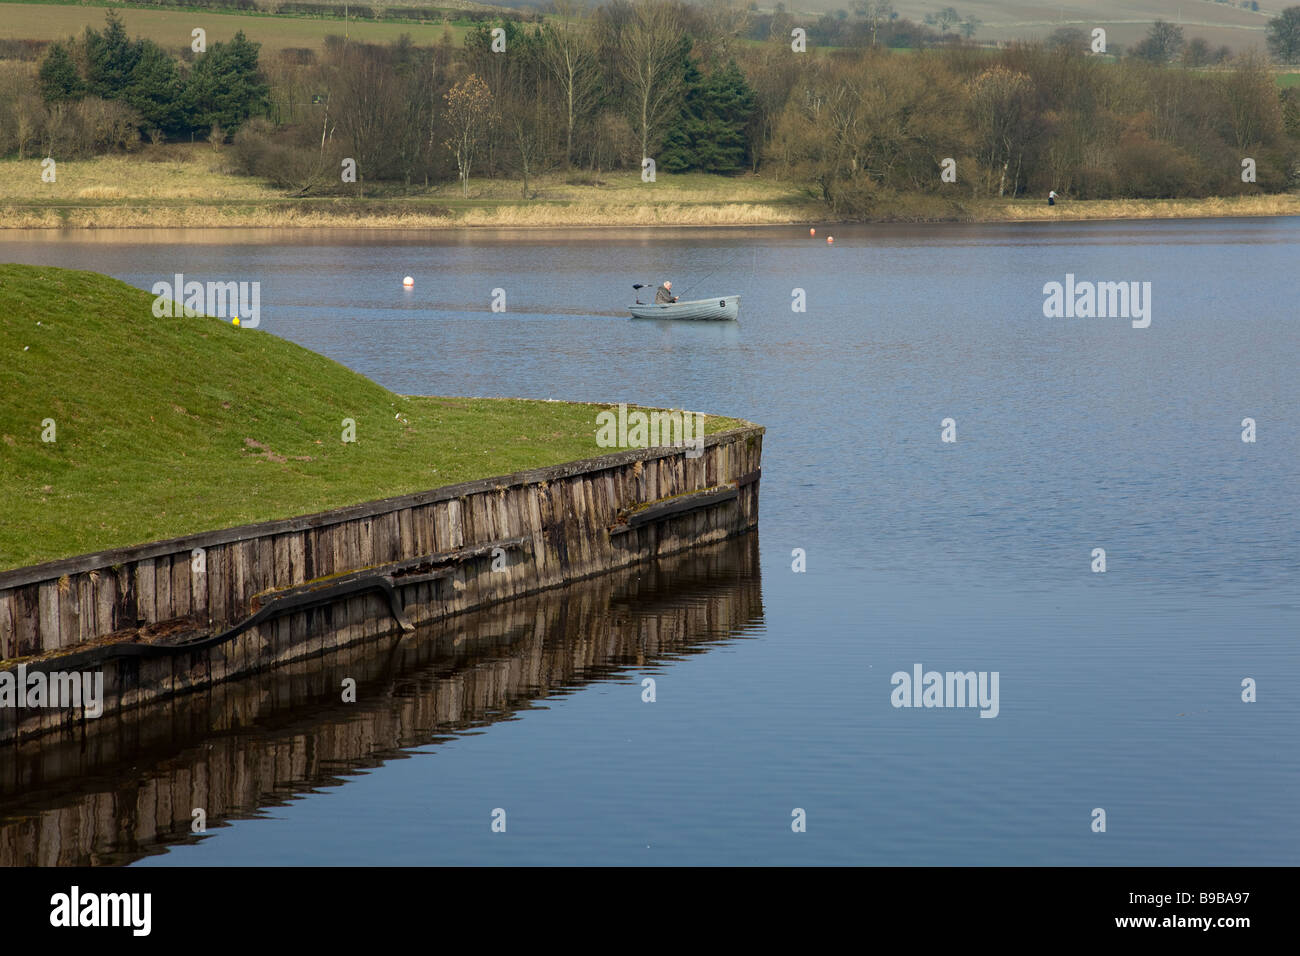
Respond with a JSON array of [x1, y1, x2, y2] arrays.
[[402, 276, 414, 287]]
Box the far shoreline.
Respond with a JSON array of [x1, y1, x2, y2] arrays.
[[1, 199, 1298, 238], [3, 154, 1296, 231]]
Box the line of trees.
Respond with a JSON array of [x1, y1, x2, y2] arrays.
[[5, 10, 269, 157], [773, 45, 1297, 215], [1, 2, 1297, 215], [231, 0, 766, 195]]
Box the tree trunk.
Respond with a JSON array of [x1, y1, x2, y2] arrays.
[[641, 91, 649, 161], [566, 77, 575, 168]]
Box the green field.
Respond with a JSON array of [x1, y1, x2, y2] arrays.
[[0, 265, 743, 569], [0, 1, 473, 53]]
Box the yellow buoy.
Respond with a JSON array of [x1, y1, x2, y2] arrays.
[[232, 316, 240, 327]]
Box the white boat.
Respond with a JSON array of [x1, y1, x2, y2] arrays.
[[628, 295, 740, 322]]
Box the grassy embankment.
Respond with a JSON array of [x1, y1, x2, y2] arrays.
[[3, 151, 1298, 228], [0, 264, 745, 569]]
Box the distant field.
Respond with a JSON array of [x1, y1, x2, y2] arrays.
[[793, 0, 1276, 53], [0, 1, 470, 53]]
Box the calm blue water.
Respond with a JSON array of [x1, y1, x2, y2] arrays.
[[4, 218, 1297, 865]]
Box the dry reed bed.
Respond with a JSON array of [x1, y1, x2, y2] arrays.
[[980, 194, 1300, 221], [0, 201, 818, 228], [1, 194, 1296, 230]]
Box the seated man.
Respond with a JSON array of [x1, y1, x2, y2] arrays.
[[655, 281, 678, 304]]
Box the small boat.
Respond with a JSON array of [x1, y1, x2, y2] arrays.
[[628, 295, 740, 322]]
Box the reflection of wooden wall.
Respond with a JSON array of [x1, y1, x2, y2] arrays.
[[0, 535, 762, 866], [0, 427, 762, 742]]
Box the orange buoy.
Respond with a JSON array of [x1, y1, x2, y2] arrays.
[[826, 236, 834, 244], [810, 228, 816, 236]]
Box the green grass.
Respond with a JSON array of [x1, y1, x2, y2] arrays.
[[0, 265, 745, 569]]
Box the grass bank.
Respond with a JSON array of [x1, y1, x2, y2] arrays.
[[1, 152, 1297, 228], [0, 264, 744, 569]]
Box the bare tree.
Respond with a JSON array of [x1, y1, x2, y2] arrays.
[[696, 0, 751, 66], [852, 0, 894, 47], [445, 73, 494, 197], [1132, 20, 1185, 63], [541, 0, 600, 168], [620, 0, 688, 163], [1267, 5, 1300, 64], [1219, 52, 1284, 153], [969, 66, 1036, 196], [15, 93, 47, 160], [503, 76, 549, 198], [333, 44, 406, 187]]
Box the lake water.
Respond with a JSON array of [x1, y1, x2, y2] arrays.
[[2, 218, 1297, 865]]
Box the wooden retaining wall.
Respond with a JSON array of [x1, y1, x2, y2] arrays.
[[0, 426, 762, 743], [0, 534, 762, 866]]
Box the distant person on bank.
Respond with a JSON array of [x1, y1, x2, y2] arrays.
[[1048, 190, 1058, 206], [656, 281, 678, 304]]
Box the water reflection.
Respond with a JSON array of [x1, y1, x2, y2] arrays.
[[0, 534, 762, 866]]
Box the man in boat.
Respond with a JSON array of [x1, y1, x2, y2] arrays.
[[655, 281, 678, 304]]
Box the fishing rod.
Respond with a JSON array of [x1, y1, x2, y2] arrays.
[[631, 244, 752, 303], [673, 246, 751, 299]]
